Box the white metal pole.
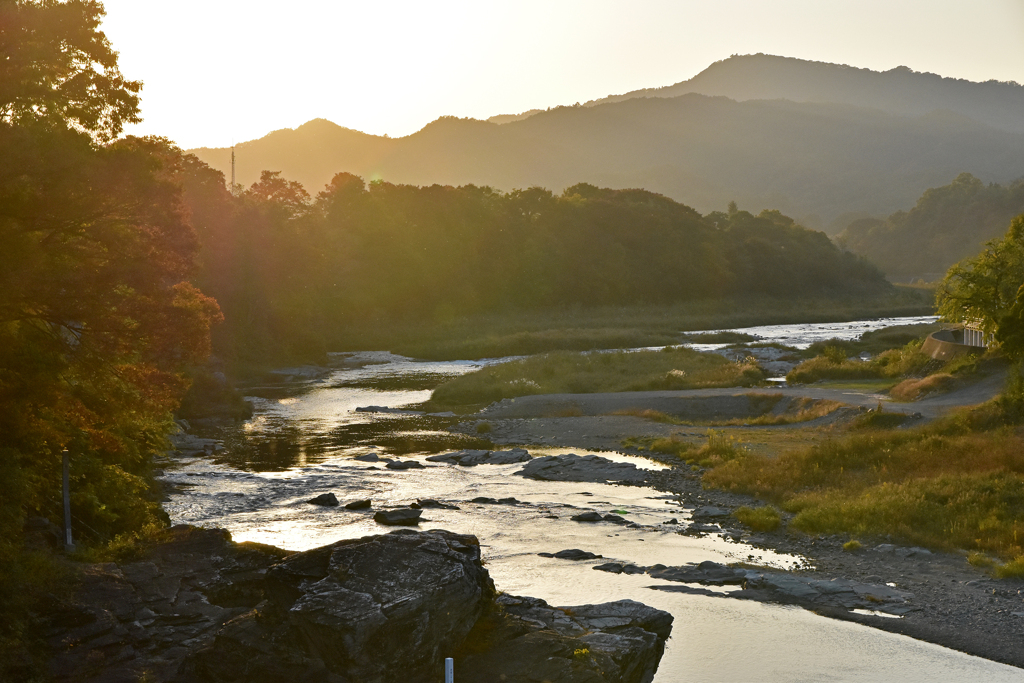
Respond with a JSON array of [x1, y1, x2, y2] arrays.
[[62, 448, 73, 551], [445, 657, 453, 683]]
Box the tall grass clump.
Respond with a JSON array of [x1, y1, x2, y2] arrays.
[[703, 418, 1024, 558], [734, 505, 782, 532], [428, 347, 764, 407]]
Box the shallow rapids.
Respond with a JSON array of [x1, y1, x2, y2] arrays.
[[163, 315, 1023, 682]]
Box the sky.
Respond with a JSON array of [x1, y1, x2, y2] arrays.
[[99, 0, 1024, 150]]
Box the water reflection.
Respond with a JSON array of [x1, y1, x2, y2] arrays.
[[164, 315, 1024, 682]]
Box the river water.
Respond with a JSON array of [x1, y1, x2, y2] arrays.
[[164, 316, 1022, 682]]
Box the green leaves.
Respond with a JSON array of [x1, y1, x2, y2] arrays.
[[0, 0, 142, 141]]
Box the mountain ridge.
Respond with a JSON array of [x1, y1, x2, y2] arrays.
[[189, 56, 1024, 224]]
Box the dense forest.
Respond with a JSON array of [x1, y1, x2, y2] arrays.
[[165, 161, 890, 365], [838, 173, 1024, 280]]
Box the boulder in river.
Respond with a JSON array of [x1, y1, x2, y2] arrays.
[[539, 549, 604, 560], [343, 499, 372, 510], [373, 508, 422, 526], [571, 511, 605, 522], [385, 459, 425, 470], [458, 595, 673, 683], [426, 448, 532, 466], [518, 453, 648, 484], [41, 526, 672, 683], [307, 492, 339, 506]]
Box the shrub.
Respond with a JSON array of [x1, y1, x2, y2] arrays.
[[475, 421, 493, 434], [734, 505, 781, 532], [967, 551, 996, 568], [994, 556, 1024, 579], [843, 539, 863, 552], [890, 373, 956, 401]]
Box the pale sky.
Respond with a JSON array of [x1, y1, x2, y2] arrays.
[[99, 0, 1024, 150]]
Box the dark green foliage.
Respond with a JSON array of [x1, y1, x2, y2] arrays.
[[182, 174, 891, 366], [0, 4, 220, 674], [839, 173, 1024, 279]]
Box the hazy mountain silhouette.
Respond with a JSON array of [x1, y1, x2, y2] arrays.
[[189, 56, 1024, 224], [575, 54, 1024, 135]]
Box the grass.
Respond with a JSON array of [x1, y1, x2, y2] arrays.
[[787, 343, 937, 384], [613, 396, 842, 427], [426, 347, 764, 408], [734, 505, 782, 532], [889, 373, 957, 401], [702, 400, 1024, 559], [320, 290, 935, 362]]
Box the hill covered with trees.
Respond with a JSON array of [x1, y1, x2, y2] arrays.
[[837, 173, 1024, 281], [162, 164, 892, 365]]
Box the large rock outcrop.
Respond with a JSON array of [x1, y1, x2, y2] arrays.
[[42, 526, 672, 683]]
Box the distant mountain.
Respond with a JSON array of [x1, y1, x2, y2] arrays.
[[838, 173, 1024, 281], [190, 91, 1024, 224], [579, 54, 1024, 135]]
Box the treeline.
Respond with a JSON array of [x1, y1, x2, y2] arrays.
[[838, 172, 1024, 280], [167, 161, 890, 365]]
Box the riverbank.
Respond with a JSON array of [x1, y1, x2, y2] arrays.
[[446, 379, 1024, 670]]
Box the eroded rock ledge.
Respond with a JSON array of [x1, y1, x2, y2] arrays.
[[44, 526, 672, 683]]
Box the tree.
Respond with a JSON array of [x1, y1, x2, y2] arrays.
[[936, 214, 1024, 342], [0, 0, 142, 141]]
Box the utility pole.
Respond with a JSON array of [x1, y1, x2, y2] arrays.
[[62, 449, 74, 552], [231, 145, 236, 194]]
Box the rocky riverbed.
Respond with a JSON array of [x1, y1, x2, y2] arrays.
[[42, 526, 673, 683], [455, 444, 1024, 670]]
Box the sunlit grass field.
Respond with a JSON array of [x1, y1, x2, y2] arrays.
[[427, 346, 765, 407], [325, 288, 934, 362], [701, 399, 1024, 566]]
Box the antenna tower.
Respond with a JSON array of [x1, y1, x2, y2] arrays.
[[231, 145, 236, 193]]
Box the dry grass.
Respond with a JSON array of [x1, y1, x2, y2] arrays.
[[703, 418, 1024, 558], [734, 505, 782, 531], [427, 347, 764, 407], [890, 373, 956, 401]]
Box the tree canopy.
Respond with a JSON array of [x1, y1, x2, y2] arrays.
[[0, 5, 218, 676], [937, 214, 1024, 358], [0, 0, 142, 141]]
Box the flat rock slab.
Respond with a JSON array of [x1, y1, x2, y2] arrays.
[[385, 460, 426, 470], [470, 496, 521, 505], [518, 453, 649, 484], [373, 508, 423, 525], [411, 499, 460, 510], [539, 549, 604, 561], [344, 499, 372, 510], [426, 448, 532, 466], [636, 560, 917, 614]]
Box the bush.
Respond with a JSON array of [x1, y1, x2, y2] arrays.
[[994, 556, 1024, 579], [734, 505, 781, 532], [890, 373, 956, 401], [843, 539, 863, 552]]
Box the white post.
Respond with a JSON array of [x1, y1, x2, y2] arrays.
[[62, 448, 74, 551], [445, 657, 454, 683]]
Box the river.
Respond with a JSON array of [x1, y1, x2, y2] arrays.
[[163, 315, 1023, 682]]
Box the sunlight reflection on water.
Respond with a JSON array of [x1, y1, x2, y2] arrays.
[[163, 315, 1024, 682]]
